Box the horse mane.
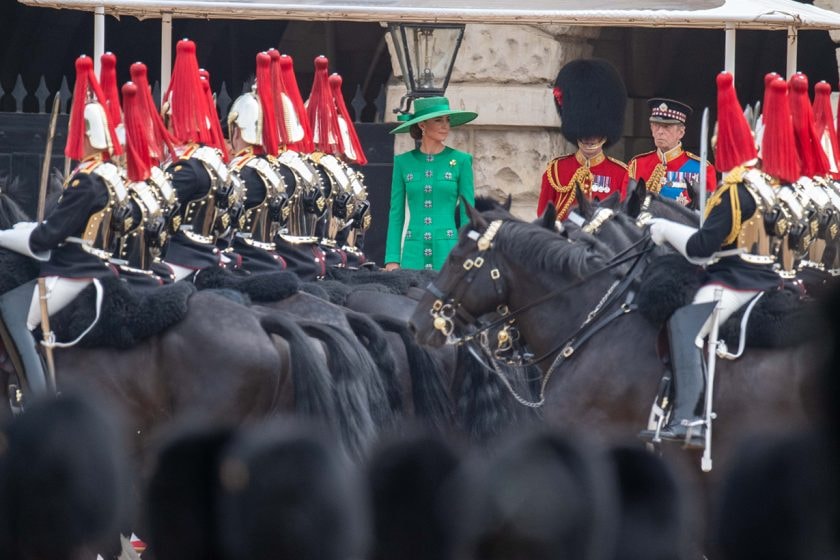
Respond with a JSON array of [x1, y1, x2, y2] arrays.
[[491, 218, 614, 280], [649, 192, 700, 223]]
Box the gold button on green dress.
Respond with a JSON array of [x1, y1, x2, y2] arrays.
[[385, 146, 475, 270]]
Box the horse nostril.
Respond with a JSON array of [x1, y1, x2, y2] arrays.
[[407, 321, 417, 335]]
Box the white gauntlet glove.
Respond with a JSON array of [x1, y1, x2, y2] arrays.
[[648, 218, 698, 259], [0, 222, 50, 261]]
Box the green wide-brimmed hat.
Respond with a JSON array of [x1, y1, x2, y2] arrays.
[[390, 96, 478, 134]]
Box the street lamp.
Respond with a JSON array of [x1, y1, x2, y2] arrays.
[[387, 23, 465, 114]]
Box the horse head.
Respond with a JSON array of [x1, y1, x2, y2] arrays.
[[409, 203, 514, 348], [0, 177, 32, 228]]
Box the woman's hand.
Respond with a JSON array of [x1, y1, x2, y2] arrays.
[[384, 262, 401, 271]]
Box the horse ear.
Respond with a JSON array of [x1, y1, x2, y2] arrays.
[[685, 179, 700, 211], [575, 185, 593, 219], [503, 194, 512, 211], [539, 202, 557, 230], [624, 178, 645, 218], [464, 199, 488, 230]]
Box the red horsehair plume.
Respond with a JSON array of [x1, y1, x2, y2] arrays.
[[255, 52, 280, 156], [65, 55, 122, 160], [788, 73, 830, 177], [199, 68, 229, 162], [279, 53, 314, 152], [714, 72, 757, 173], [164, 39, 214, 147], [761, 77, 800, 184], [121, 82, 152, 182], [306, 56, 343, 155], [267, 49, 290, 148], [329, 73, 367, 165], [812, 81, 840, 176], [129, 62, 177, 165], [99, 52, 122, 128]]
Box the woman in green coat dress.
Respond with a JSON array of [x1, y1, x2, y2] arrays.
[[384, 97, 477, 271]]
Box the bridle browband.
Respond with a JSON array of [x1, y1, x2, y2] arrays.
[[425, 215, 653, 407]]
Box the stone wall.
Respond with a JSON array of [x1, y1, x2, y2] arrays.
[[386, 24, 601, 220]]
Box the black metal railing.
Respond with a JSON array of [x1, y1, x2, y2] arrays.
[[0, 75, 388, 123]]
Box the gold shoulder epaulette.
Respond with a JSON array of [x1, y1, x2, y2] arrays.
[[722, 165, 747, 185], [178, 144, 199, 160], [631, 150, 657, 160], [685, 151, 705, 163], [606, 156, 629, 170], [76, 159, 100, 174], [547, 153, 574, 165]]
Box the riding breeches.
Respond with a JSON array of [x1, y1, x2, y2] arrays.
[[26, 276, 93, 330], [692, 284, 759, 347]]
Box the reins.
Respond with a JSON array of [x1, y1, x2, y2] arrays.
[[426, 218, 654, 408]]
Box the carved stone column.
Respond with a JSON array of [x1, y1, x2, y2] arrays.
[[386, 24, 600, 219]]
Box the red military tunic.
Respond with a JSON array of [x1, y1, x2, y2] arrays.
[[536, 151, 628, 220], [624, 144, 716, 206]]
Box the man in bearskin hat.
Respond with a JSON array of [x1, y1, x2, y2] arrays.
[[536, 58, 628, 221], [625, 98, 716, 206], [226, 51, 289, 273], [0, 55, 125, 387], [639, 73, 782, 448]]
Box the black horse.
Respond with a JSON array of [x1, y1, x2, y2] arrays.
[[409, 203, 824, 479]]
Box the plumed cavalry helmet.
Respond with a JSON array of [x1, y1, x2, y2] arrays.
[[306, 55, 343, 154], [788, 73, 831, 178], [272, 51, 314, 152], [228, 52, 280, 154], [812, 81, 840, 176], [553, 58, 627, 148], [714, 71, 757, 173], [329, 73, 367, 165], [65, 55, 122, 160], [228, 91, 262, 146], [761, 76, 801, 184]]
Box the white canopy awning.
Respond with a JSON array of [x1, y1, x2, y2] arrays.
[[16, 0, 840, 30]]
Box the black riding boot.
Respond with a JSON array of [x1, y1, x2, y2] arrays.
[[658, 302, 716, 448], [639, 302, 715, 448], [0, 279, 48, 399]]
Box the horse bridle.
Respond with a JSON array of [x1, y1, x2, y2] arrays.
[[426, 216, 653, 356]]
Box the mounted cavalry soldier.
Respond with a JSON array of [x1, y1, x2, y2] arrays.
[[640, 72, 783, 448], [306, 55, 352, 267], [268, 51, 329, 279], [329, 72, 372, 267], [625, 98, 717, 206], [0, 55, 124, 387], [162, 39, 241, 281], [226, 52, 290, 273], [536, 58, 629, 221]]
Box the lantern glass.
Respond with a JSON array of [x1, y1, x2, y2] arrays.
[[388, 23, 464, 99]]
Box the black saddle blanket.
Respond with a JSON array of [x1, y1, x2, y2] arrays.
[[192, 267, 300, 302], [47, 277, 196, 349], [636, 255, 820, 349]]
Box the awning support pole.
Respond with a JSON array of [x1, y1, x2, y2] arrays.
[[786, 26, 798, 78], [94, 6, 105, 74], [724, 24, 736, 76], [161, 14, 173, 101]]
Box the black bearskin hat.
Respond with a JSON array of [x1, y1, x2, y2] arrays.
[[367, 431, 462, 560], [0, 393, 126, 560], [454, 429, 618, 560], [216, 418, 366, 560], [609, 446, 690, 560], [146, 422, 236, 560], [553, 58, 627, 148]]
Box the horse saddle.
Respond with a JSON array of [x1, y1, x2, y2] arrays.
[[46, 277, 196, 350], [637, 255, 820, 349]]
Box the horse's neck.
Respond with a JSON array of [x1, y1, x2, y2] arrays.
[[506, 259, 620, 372]]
